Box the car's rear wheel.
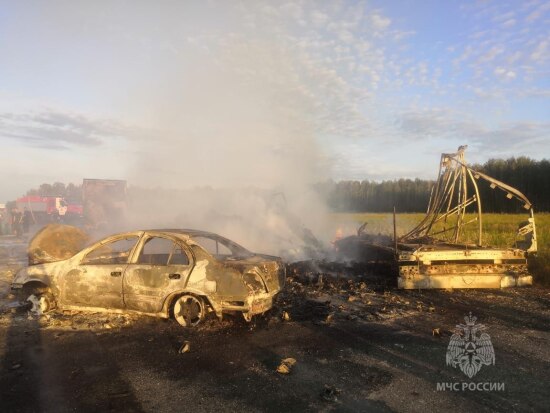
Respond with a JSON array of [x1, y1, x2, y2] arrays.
[[27, 292, 56, 314], [173, 294, 205, 327]]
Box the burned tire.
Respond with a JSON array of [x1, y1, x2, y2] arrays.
[[173, 294, 205, 327], [27, 292, 56, 314]]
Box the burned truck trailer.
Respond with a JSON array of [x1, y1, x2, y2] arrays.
[[336, 146, 537, 289]]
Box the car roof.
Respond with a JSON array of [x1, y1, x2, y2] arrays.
[[141, 229, 225, 239], [93, 229, 252, 254], [140, 229, 251, 251]]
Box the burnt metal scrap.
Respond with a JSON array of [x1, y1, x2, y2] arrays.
[[401, 145, 536, 251], [12, 228, 285, 326], [336, 146, 537, 289]]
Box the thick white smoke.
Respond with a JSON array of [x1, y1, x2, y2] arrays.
[[5, 1, 375, 257], [112, 2, 336, 258]]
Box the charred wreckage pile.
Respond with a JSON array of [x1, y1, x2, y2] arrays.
[[334, 146, 537, 289]]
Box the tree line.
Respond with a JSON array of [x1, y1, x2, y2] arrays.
[[317, 157, 550, 213], [24, 182, 82, 201], [15, 157, 550, 214]]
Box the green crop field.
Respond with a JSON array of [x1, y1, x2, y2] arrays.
[[330, 212, 549, 251]]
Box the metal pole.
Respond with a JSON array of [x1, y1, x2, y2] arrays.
[[393, 206, 398, 255]]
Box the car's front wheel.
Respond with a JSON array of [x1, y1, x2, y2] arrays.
[[173, 294, 205, 327]]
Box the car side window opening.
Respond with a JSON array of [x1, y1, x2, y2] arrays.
[[81, 236, 139, 265], [137, 237, 189, 266], [193, 236, 231, 256], [169, 245, 190, 265], [192, 236, 253, 259]]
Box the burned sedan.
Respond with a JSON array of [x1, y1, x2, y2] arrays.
[[12, 229, 286, 326]]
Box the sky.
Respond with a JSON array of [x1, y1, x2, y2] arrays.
[[0, 0, 548, 201]]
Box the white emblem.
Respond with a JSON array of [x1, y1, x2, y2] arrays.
[[446, 313, 495, 378]]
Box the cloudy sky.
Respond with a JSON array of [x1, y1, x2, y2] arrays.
[[0, 0, 548, 200]]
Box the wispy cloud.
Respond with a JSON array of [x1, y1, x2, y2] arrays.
[[396, 107, 550, 156], [449, 0, 549, 90], [525, 1, 550, 22], [193, 1, 405, 139], [0, 110, 130, 150], [0, 0, 547, 189]]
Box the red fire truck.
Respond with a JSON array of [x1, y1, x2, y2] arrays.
[[16, 196, 83, 223]]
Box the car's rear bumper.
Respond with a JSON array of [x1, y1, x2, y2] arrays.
[[219, 290, 279, 316], [247, 292, 276, 315]]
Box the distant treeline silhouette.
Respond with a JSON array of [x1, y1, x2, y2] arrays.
[[318, 157, 550, 213], [16, 157, 550, 214]]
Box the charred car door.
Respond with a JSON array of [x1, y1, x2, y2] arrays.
[[61, 235, 140, 309], [123, 236, 193, 313]]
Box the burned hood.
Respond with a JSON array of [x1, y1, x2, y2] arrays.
[[28, 224, 89, 265]]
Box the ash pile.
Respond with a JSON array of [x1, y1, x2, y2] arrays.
[[272, 260, 422, 326]]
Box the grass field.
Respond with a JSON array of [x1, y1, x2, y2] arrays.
[[330, 212, 550, 283], [330, 212, 549, 250]]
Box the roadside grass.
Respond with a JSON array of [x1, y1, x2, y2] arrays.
[[330, 212, 550, 285]]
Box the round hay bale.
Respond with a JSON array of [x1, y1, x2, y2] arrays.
[[28, 224, 89, 265]]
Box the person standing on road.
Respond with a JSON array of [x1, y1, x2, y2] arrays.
[[22, 207, 33, 234], [11, 208, 23, 237]]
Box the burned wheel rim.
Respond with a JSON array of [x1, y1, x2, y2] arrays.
[[173, 295, 204, 327], [27, 292, 55, 314]]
